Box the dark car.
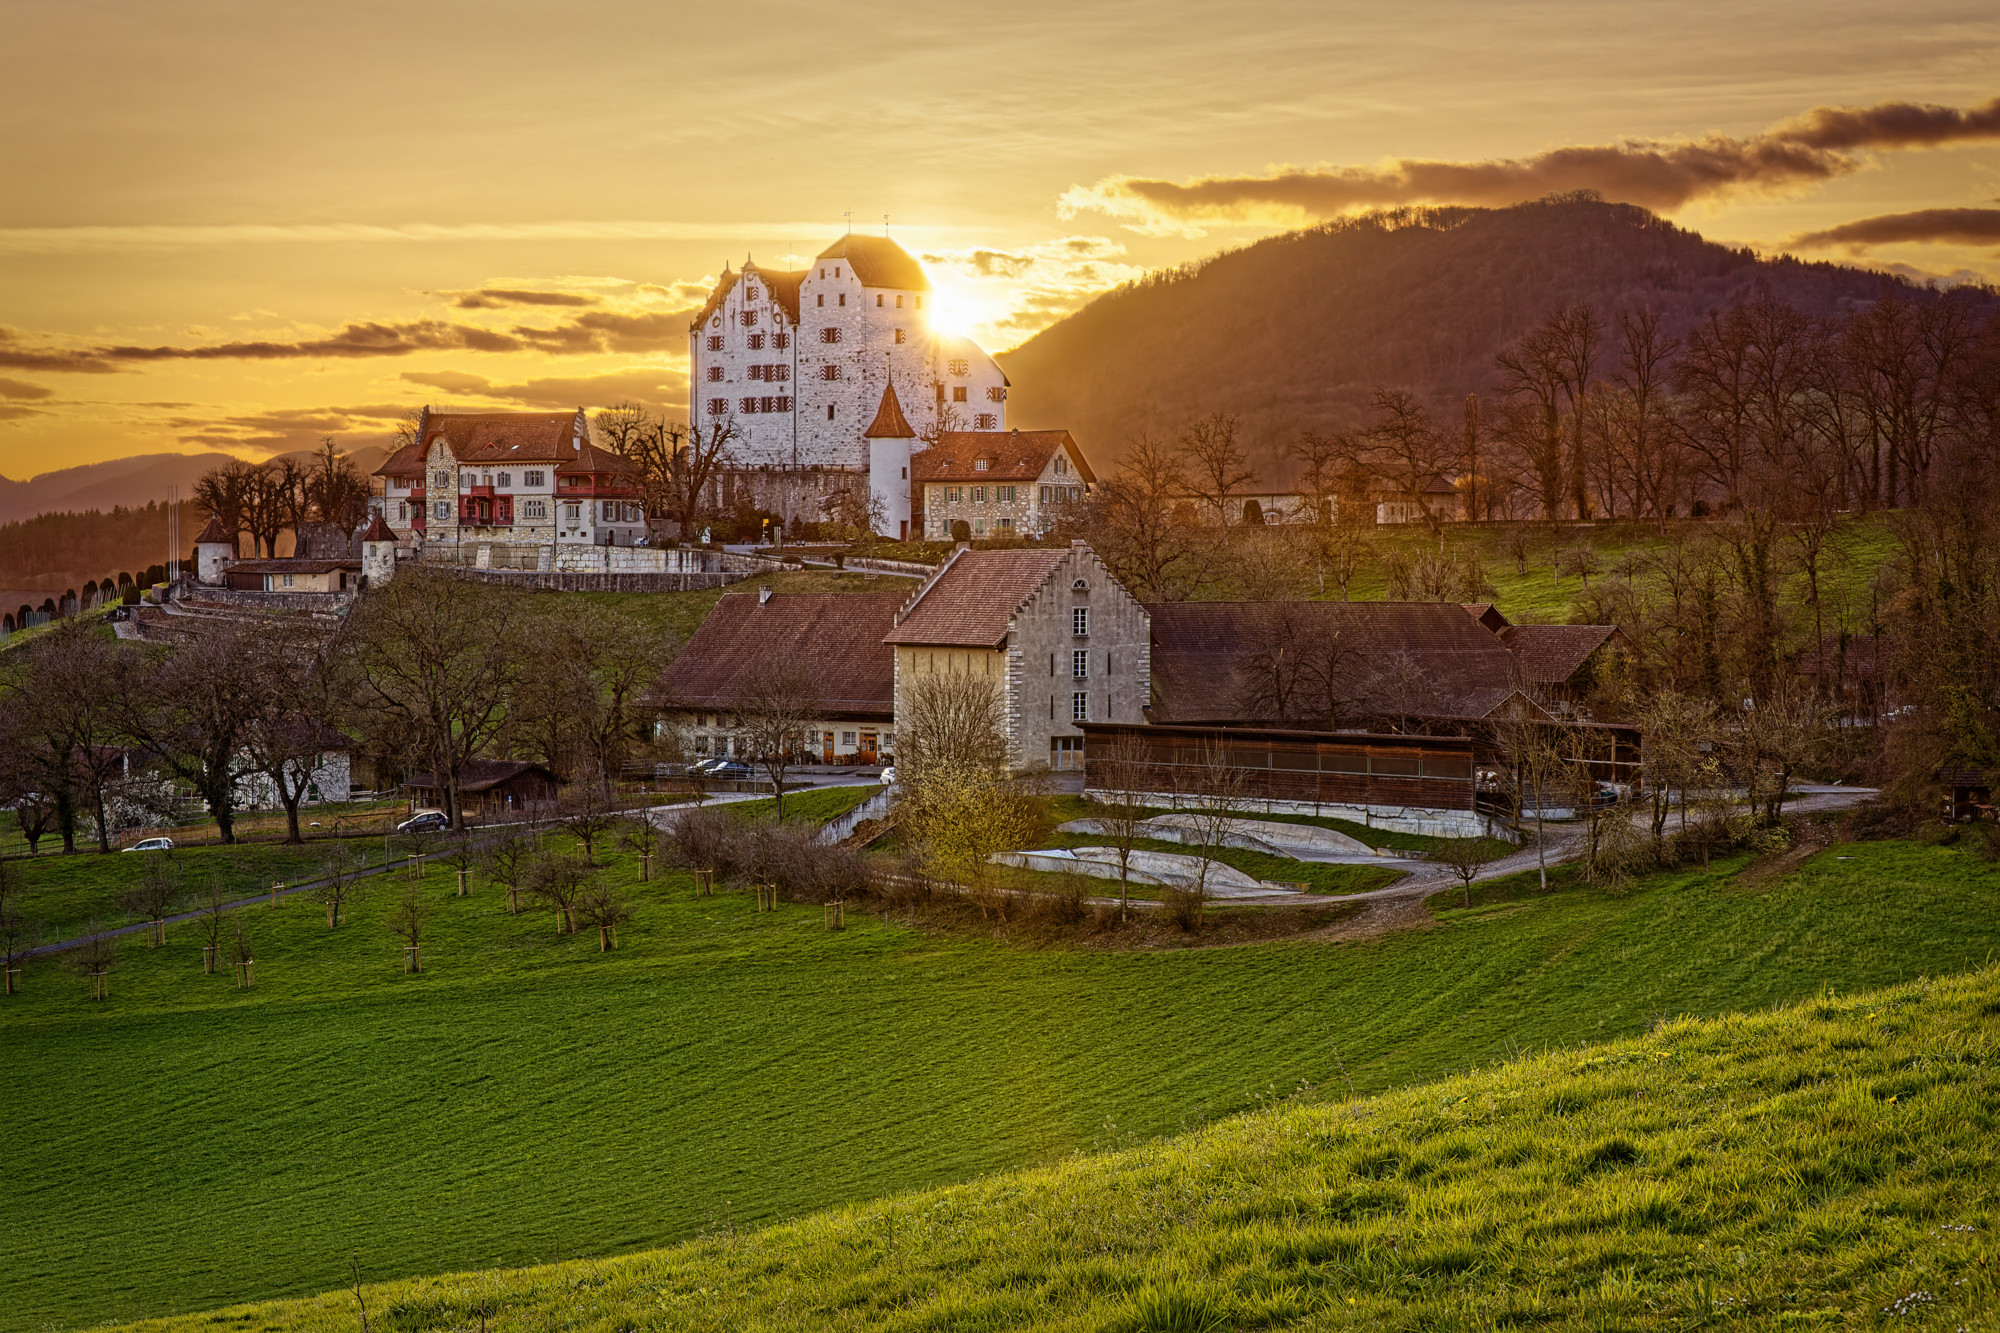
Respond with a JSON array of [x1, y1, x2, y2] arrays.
[[704, 760, 755, 781], [395, 810, 450, 835]]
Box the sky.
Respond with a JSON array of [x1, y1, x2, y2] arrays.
[[1, 0, 1996, 480]]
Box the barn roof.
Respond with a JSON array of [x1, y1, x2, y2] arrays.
[[653, 592, 904, 718], [912, 430, 1093, 485], [1496, 624, 1624, 686], [405, 759, 559, 793], [886, 548, 1070, 648]]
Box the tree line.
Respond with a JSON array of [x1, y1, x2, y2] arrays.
[[191, 438, 372, 557]]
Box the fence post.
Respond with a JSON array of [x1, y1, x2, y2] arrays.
[[271, 881, 283, 907]]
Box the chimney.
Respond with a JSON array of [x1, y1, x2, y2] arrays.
[[758, 585, 773, 606], [1071, 538, 1087, 547]]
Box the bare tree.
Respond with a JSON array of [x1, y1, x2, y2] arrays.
[[387, 886, 429, 972], [192, 459, 257, 556], [240, 621, 346, 844], [1433, 836, 1502, 908], [1288, 429, 1348, 525], [228, 919, 255, 988], [732, 657, 821, 823], [527, 853, 589, 935], [597, 405, 739, 540], [0, 618, 130, 852], [304, 437, 372, 531], [73, 924, 116, 1000], [117, 621, 264, 843], [313, 842, 364, 927], [195, 874, 228, 974], [1179, 413, 1257, 525], [560, 780, 622, 866], [1177, 738, 1246, 929], [1087, 731, 1153, 922], [120, 855, 180, 947], [1491, 705, 1564, 891], [0, 860, 30, 994], [481, 835, 536, 914], [574, 886, 634, 952], [1090, 434, 1214, 601], [1362, 389, 1460, 532]]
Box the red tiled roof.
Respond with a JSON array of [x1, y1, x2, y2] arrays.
[[358, 513, 397, 543], [1496, 624, 1623, 686], [652, 593, 905, 718], [374, 411, 635, 478], [224, 559, 361, 575], [912, 430, 1094, 485], [554, 439, 639, 477], [1145, 601, 1529, 724], [194, 516, 231, 544], [886, 548, 1070, 648], [865, 383, 916, 439], [817, 235, 931, 291]]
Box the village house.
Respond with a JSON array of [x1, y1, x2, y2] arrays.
[[912, 428, 1095, 540], [648, 589, 905, 764], [886, 542, 1151, 773], [221, 559, 362, 594], [372, 408, 646, 555], [404, 759, 561, 820]]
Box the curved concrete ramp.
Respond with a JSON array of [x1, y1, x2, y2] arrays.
[[1057, 814, 1375, 861]]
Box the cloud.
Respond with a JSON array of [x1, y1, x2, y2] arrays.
[[918, 237, 1145, 346], [449, 287, 600, 310], [163, 404, 413, 454], [0, 219, 842, 256], [1789, 207, 2000, 251], [0, 377, 56, 401], [0, 405, 46, 422], [0, 327, 122, 374], [400, 368, 688, 410], [1061, 95, 2000, 233]]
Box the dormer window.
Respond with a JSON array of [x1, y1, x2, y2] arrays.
[[974, 459, 988, 472], [1054, 457, 1068, 476]]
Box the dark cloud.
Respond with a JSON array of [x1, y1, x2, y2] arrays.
[[450, 288, 600, 309], [101, 320, 523, 363], [0, 377, 56, 401], [165, 404, 412, 454], [505, 309, 695, 355], [400, 367, 688, 410], [925, 249, 1034, 278], [0, 326, 121, 374], [1066, 95, 2000, 227], [0, 405, 47, 421], [1790, 207, 2000, 251]]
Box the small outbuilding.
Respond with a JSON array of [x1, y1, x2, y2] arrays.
[[404, 759, 561, 820]]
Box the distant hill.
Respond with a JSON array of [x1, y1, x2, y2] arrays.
[[999, 197, 1985, 483], [0, 444, 389, 526]]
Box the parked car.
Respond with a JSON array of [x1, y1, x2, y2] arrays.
[[705, 760, 755, 781], [878, 765, 898, 786], [654, 761, 690, 778], [396, 810, 450, 835], [122, 836, 174, 853]]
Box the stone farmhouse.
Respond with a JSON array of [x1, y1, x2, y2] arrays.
[[688, 233, 1010, 540], [912, 429, 1094, 540]]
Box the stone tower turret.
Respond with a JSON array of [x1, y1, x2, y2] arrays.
[[359, 513, 398, 587], [864, 379, 918, 541], [193, 516, 235, 586]]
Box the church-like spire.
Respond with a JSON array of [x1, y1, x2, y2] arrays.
[[864, 380, 916, 439]]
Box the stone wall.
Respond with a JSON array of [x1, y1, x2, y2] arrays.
[[447, 568, 752, 593]]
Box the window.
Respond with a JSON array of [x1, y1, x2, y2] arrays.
[[741, 310, 757, 326], [838, 293, 846, 306], [894, 328, 905, 344], [706, 365, 724, 381], [952, 386, 967, 402], [896, 295, 904, 308], [748, 332, 765, 350], [746, 285, 760, 300], [826, 404, 835, 420], [1072, 692, 1089, 722], [820, 364, 841, 381], [1039, 486, 1049, 504], [525, 470, 545, 486], [1072, 649, 1089, 679], [497, 472, 511, 487], [706, 335, 723, 351], [773, 332, 789, 349], [999, 485, 1016, 502], [1054, 456, 1068, 476], [740, 396, 759, 413], [817, 293, 824, 307], [433, 469, 450, 487], [564, 502, 581, 523], [973, 518, 987, 534], [1072, 607, 1089, 637], [841, 731, 856, 747], [706, 397, 727, 416], [819, 326, 841, 344], [397, 501, 408, 521], [946, 486, 961, 503], [834, 266, 841, 276], [973, 458, 988, 471], [973, 486, 987, 503], [711, 315, 720, 328], [975, 413, 997, 428], [998, 516, 1014, 531], [948, 358, 969, 376], [433, 500, 450, 520], [915, 295, 922, 309], [776, 396, 792, 412], [876, 293, 883, 306], [282, 573, 295, 588], [523, 499, 547, 521], [986, 385, 1005, 402]]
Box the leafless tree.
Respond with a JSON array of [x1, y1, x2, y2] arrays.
[[0, 860, 30, 994], [527, 852, 589, 934], [1177, 738, 1246, 930], [387, 886, 429, 972], [1433, 836, 1502, 908], [228, 919, 255, 988], [1087, 732, 1153, 922], [117, 620, 264, 843], [598, 407, 739, 540], [1179, 413, 1258, 525], [1288, 429, 1347, 525], [120, 855, 180, 946], [1361, 389, 1460, 532], [480, 834, 536, 914], [240, 620, 346, 844], [0, 618, 130, 852], [305, 437, 372, 531], [1495, 316, 1571, 519], [1490, 705, 1564, 891], [560, 779, 621, 866], [195, 874, 228, 973], [334, 567, 522, 830], [733, 657, 821, 822], [897, 664, 1010, 787], [73, 922, 116, 999], [192, 459, 257, 556], [1090, 434, 1214, 601], [574, 886, 635, 952], [313, 842, 365, 927]]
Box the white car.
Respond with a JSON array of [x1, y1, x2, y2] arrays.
[[878, 766, 897, 787], [123, 837, 174, 853]]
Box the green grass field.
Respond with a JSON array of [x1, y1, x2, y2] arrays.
[[1038, 830, 1405, 896], [5, 834, 1999, 1330], [93, 966, 2000, 1333]]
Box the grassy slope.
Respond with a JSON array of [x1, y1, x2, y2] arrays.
[[565, 569, 910, 650], [5, 838, 2000, 1329], [1039, 831, 1404, 896], [103, 967, 2000, 1333]]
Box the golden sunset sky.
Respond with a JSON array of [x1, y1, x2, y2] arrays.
[[1, 0, 1995, 478]]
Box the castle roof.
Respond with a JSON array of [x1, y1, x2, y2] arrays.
[[885, 548, 1070, 649], [817, 235, 931, 291], [358, 513, 397, 543], [194, 515, 231, 545], [912, 430, 1095, 485], [864, 383, 916, 439], [745, 264, 806, 322]]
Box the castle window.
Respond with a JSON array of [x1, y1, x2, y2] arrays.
[[817, 294, 824, 307], [706, 365, 724, 381], [819, 327, 841, 344], [776, 396, 792, 412], [773, 332, 789, 349], [975, 413, 997, 428], [827, 404, 835, 420], [706, 335, 723, 351], [953, 386, 968, 402], [740, 397, 759, 413], [1073, 649, 1089, 679], [1072, 692, 1089, 722], [707, 398, 726, 416], [523, 499, 547, 521], [876, 294, 883, 306], [746, 285, 760, 300], [748, 333, 765, 350], [986, 386, 1005, 402], [838, 293, 846, 306], [741, 310, 757, 326], [1073, 607, 1090, 637], [948, 359, 969, 376], [834, 266, 840, 276], [525, 470, 545, 486], [915, 296, 921, 309], [894, 328, 905, 343], [820, 364, 841, 380], [896, 295, 904, 308]]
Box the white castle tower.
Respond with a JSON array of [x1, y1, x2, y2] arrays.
[[193, 515, 235, 585], [688, 232, 1007, 537], [359, 512, 398, 587]]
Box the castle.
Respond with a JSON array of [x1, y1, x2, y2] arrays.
[[690, 233, 1009, 540]]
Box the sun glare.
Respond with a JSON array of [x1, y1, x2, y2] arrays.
[[923, 275, 1005, 343]]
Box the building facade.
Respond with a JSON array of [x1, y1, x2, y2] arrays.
[[913, 430, 1095, 539], [886, 543, 1150, 773], [373, 408, 646, 552], [688, 234, 1008, 537]]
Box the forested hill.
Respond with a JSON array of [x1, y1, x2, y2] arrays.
[[998, 196, 1967, 480]]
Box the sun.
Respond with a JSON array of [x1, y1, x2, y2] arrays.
[[923, 274, 1007, 343]]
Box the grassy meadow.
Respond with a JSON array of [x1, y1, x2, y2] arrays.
[[90, 966, 2000, 1333], [5, 831, 2000, 1329]]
